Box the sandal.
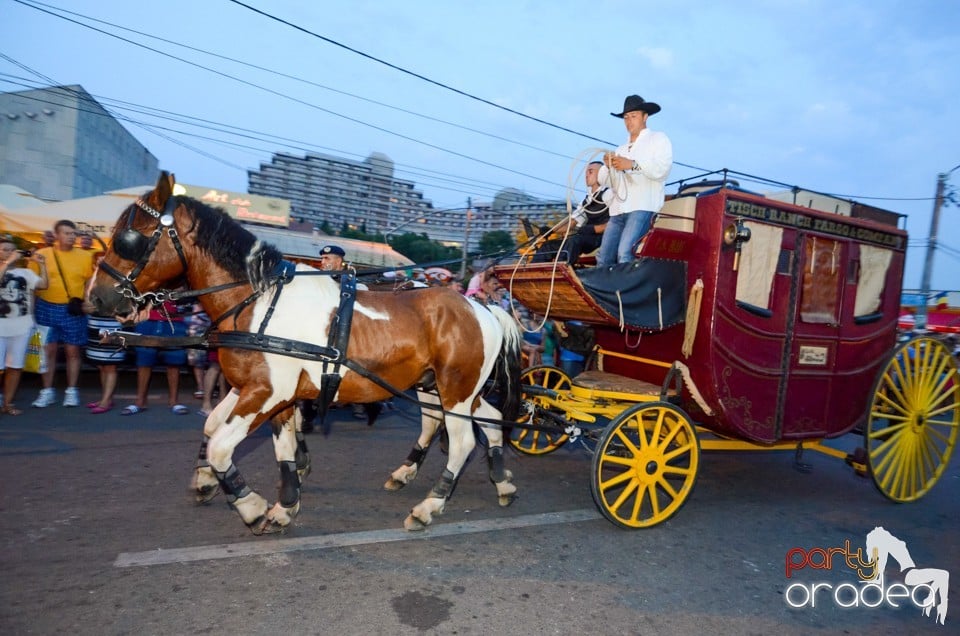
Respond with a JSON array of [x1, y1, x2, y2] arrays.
[[171, 404, 190, 415], [2, 404, 22, 416], [193, 390, 205, 399], [90, 404, 113, 414], [197, 409, 210, 418], [120, 405, 146, 416]]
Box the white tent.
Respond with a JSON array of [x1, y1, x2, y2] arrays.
[[0, 187, 148, 243], [0, 186, 413, 268]]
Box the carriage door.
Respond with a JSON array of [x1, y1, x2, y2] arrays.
[[779, 233, 845, 438]]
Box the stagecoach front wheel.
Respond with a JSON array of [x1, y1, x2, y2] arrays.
[[590, 402, 700, 529], [866, 337, 959, 503], [510, 365, 572, 455]]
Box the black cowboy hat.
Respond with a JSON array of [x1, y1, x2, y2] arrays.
[[319, 244, 345, 257], [611, 94, 661, 117]]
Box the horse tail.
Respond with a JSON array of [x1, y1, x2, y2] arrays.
[[486, 305, 523, 421]]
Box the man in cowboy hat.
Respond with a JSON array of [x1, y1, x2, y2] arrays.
[[596, 94, 673, 265]]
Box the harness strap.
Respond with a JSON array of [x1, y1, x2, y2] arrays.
[[316, 272, 357, 427]]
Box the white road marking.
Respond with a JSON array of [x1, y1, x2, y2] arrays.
[[114, 509, 602, 568]]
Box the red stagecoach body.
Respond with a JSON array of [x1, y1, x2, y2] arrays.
[[496, 182, 907, 444]]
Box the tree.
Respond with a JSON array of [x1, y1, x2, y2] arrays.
[[390, 232, 460, 265], [478, 230, 515, 256]]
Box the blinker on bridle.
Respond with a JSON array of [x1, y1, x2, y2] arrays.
[[98, 195, 190, 305]]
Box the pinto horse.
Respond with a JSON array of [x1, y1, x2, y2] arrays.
[[89, 172, 522, 534]]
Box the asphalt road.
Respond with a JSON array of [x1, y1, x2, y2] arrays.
[[1, 369, 957, 635]]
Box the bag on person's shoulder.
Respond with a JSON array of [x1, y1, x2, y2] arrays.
[[67, 297, 85, 316]]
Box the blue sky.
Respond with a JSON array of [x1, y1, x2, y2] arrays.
[[2, 0, 958, 290]]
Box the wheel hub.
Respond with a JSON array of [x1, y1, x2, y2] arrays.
[[912, 412, 926, 432]]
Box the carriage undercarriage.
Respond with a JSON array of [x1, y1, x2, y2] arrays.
[[511, 335, 959, 529]]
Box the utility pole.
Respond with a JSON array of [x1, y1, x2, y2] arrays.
[[461, 197, 472, 279], [915, 173, 947, 330]]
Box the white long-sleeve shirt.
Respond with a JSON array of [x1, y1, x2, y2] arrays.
[[597, 128, 673, 216]]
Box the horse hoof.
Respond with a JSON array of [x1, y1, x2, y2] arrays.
[[499, 493, 518, 507], [403, 514, 427, 531], [252, 517, 287, 535], [384, 478, 405, 491], [195, 484, 221, 504]]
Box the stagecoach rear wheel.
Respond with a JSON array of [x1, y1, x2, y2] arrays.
[[866, 336, 959, 503], [590, 402, 700, 529], [509, 365, 572, 455]]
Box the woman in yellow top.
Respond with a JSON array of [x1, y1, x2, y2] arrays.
[[29, 220, 94, 408]]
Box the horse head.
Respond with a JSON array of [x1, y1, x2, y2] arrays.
[[90, 170, 281, 326], [89, 171, 190, 323]]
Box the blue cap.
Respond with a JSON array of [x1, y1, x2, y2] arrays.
[[319, 245, 345, 257]]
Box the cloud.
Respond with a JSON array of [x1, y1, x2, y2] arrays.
[[636, 46, 675, 70]]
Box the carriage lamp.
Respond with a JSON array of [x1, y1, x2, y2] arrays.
[[723, 218, 751, 271]]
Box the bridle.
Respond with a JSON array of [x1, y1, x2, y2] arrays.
[[98, 195, 190, 306]]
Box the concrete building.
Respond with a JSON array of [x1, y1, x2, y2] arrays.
[[248, 151, 566, 253], [0, 85, 159, 201], [248, 151, 434, 238]]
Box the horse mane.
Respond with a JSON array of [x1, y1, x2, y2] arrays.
[[184, 197, 283, 282]]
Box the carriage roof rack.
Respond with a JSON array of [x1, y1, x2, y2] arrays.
[[668, 168, 906, 228]]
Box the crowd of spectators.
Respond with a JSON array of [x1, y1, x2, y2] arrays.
[[2, 225, 600, 421]]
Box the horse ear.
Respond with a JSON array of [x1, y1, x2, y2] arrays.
[[150, 171, 175, 208]]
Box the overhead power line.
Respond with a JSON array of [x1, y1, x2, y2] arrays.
[[226, 0, 614, 147], [9, 0, 567, 191], [21, 0, 578, 163]]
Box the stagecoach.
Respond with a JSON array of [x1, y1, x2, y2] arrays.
[[90, 170, 957, 536], [496, 172, 959, 529]]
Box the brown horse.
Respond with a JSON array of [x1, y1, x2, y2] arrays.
[[89, 172, 522, 534]]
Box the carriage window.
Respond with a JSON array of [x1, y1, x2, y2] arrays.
[[800, 237, 841, 323], [735, 222, 783, 311], [854, 245, 893, 317]]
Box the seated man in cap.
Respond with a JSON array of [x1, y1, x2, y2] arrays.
[[301, 243, 379, 430], [319, 244, 346, 271]]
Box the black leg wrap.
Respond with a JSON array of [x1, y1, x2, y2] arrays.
[[429, 469, 459, 500], [364, 401, 383, 426], [195, 436, 210, 469], [404, 443, 429, 468], [295, 434, 310, 471], [488, 446, 507, 483], [216, 464, 251, 504], [278, 460, 301, 507]]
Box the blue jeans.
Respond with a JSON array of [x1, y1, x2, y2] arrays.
[[596, 210, 654, 266]]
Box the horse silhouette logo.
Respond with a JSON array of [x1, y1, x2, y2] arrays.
[[866, 526, 949, 625]]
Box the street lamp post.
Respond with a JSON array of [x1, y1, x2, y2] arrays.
[[916, 164, 959, 330], [461, 197, 472, 279]]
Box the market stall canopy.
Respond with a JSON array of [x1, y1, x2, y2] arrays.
[[0, 186, 149, 243], [0, 184, 412, 269], [244, 224, 414, 269]]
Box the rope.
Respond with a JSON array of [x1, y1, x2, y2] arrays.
[[615, 289, 625, 331], [506, 147, 608, 333], [657, 287, 663, 331], [681, 278, 704, 358], [672, 361, 714, 416]]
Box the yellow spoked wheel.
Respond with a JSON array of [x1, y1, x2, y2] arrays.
[[510, 365, 572, 455], [866, 336, 959, 502], [590, 402, 699, 529]]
